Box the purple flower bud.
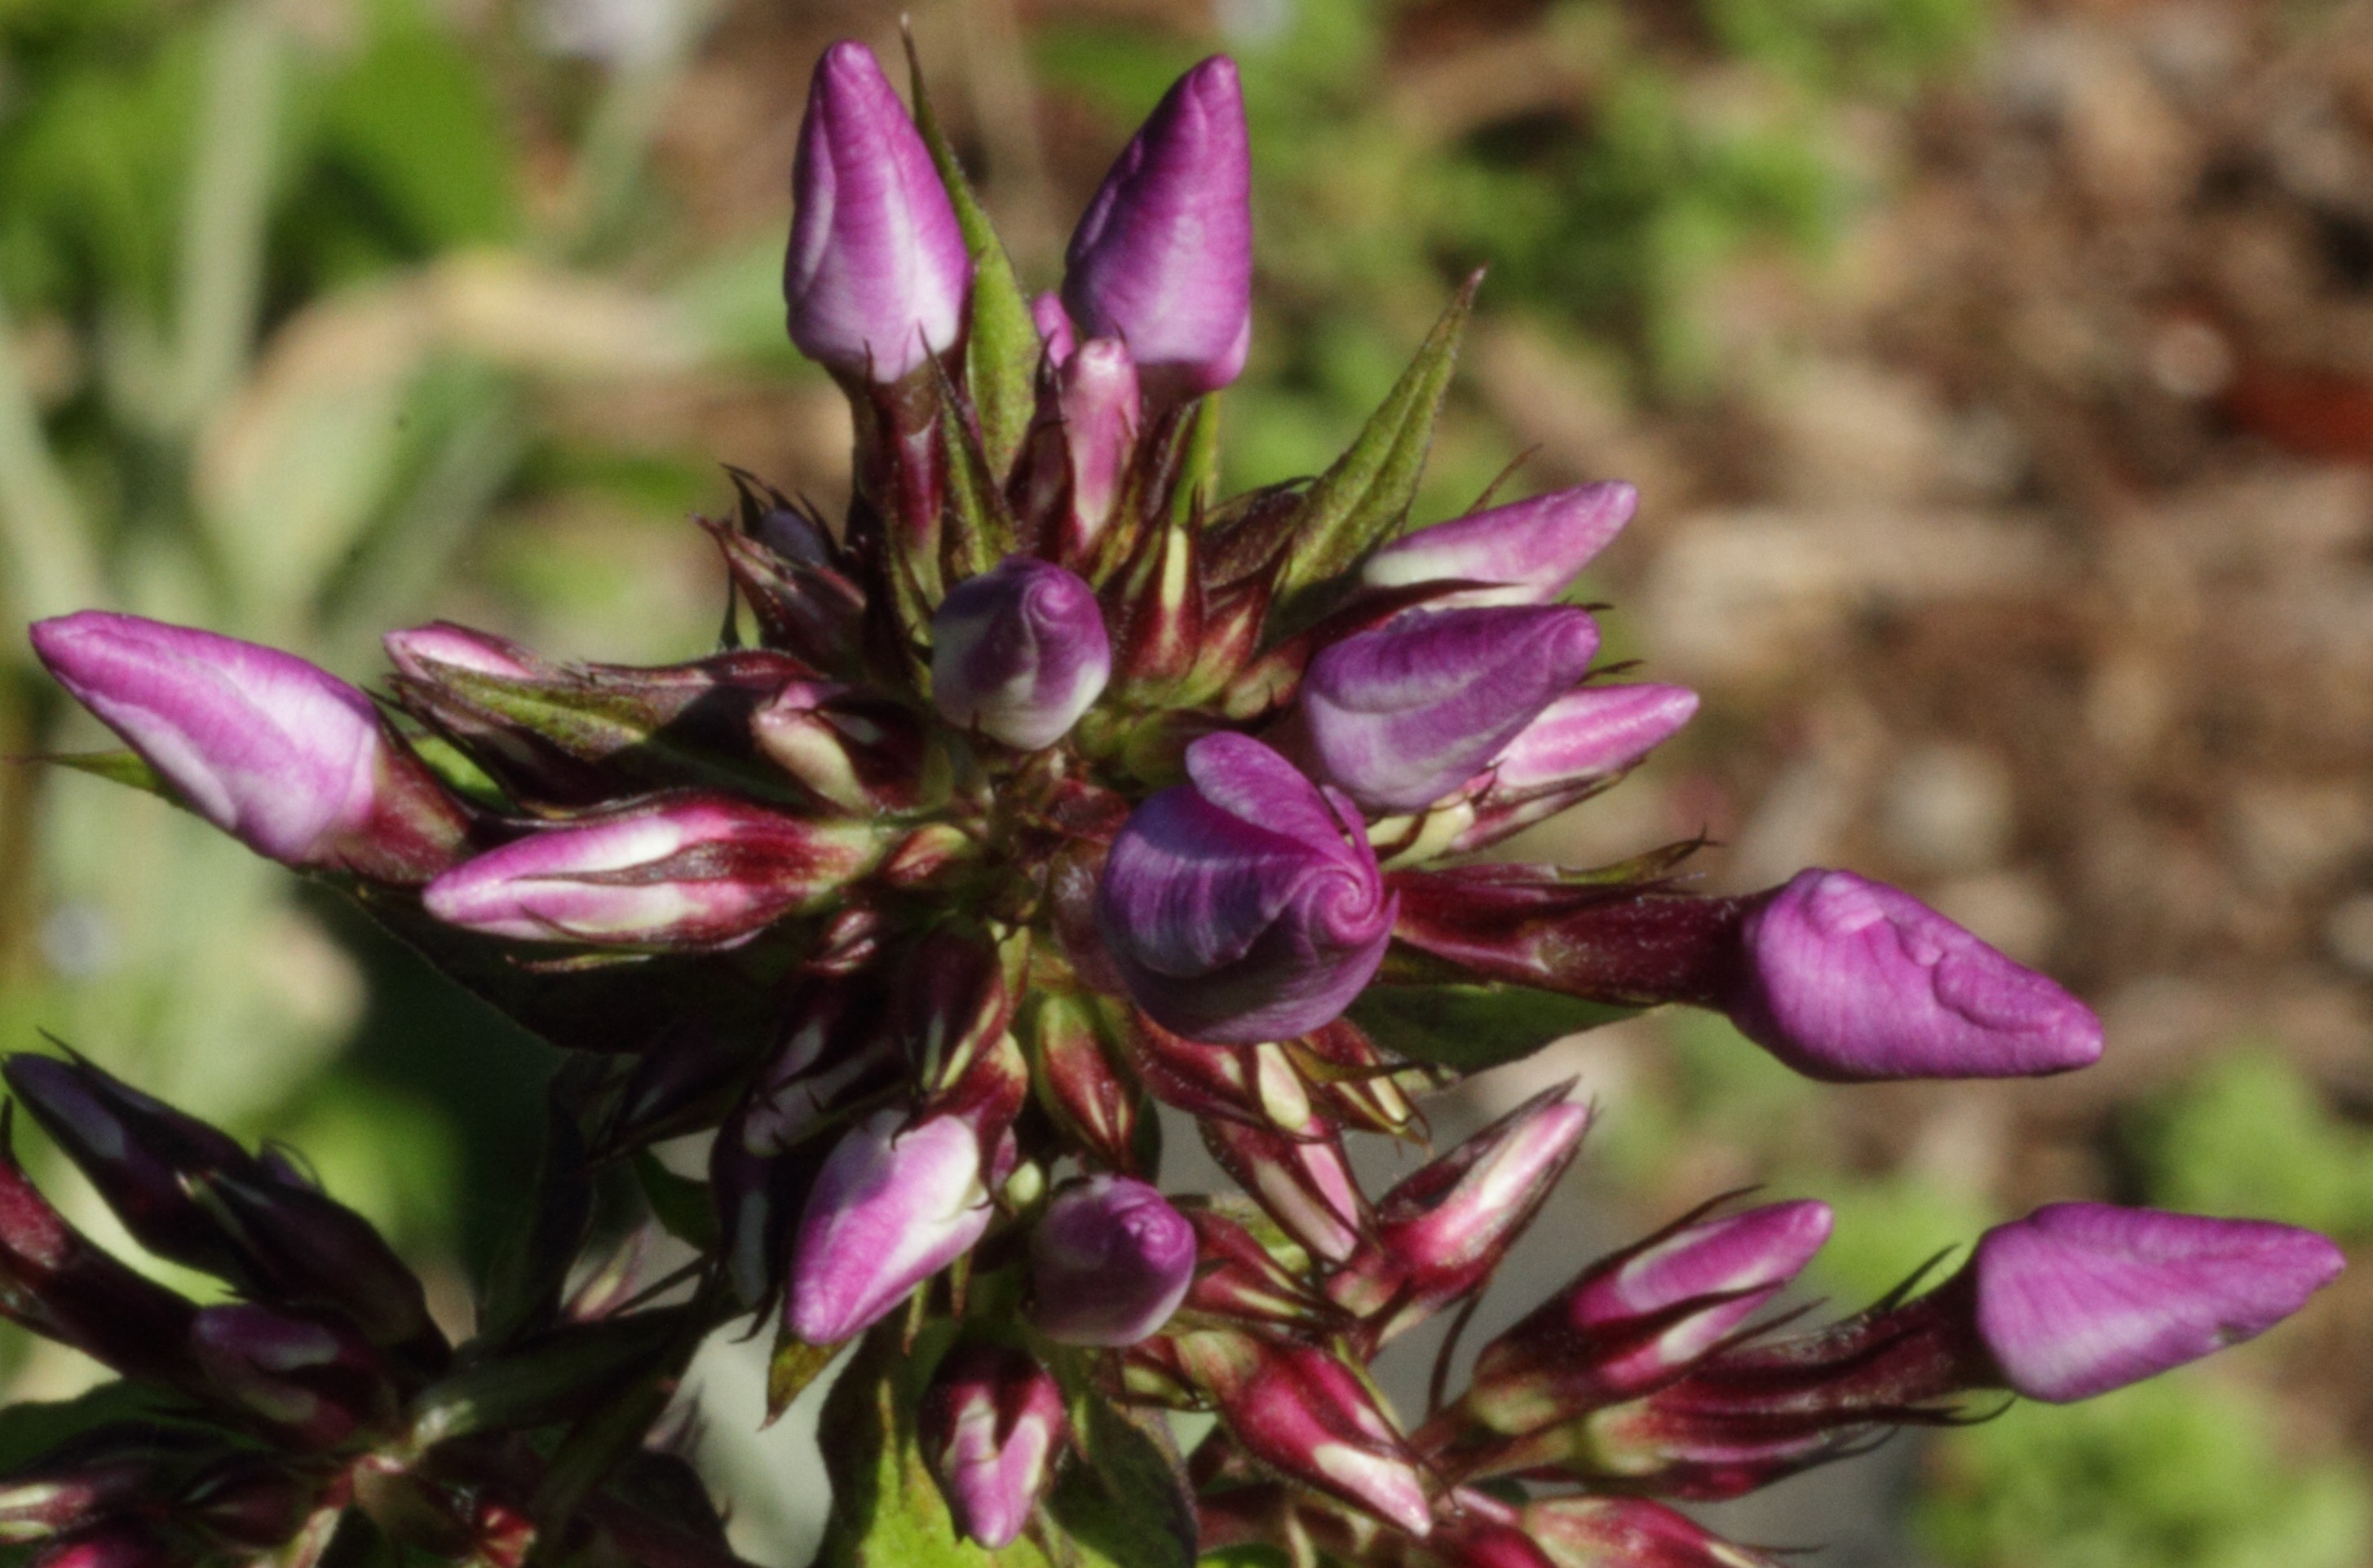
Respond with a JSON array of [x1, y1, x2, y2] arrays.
[[1966, 1203, 2344, 1403], [30, 612, 466, 881], [1359, 483, 1637, 609], [190, 1305, 391, 1448], [1203, 1114, 1368, 1264], [1300, 606, 1602, 813], [422, 795, 888, 948], [1456, 1200, 1833, 1442], [1061, 57, 1252, 403], [1445, 684, 1699, 853], [1727, 869, 2104, 1082], [1522, 1496, 1777, 1568], [930, 556, 1112, 749], [1027, 1176, 1196, 1346], [753, 681, 946, 815], [382, 622, 542, 682], [919, 1346, 1069, 1548], [786, 1109, 999, 1345], [1098, 732, 1394, 1044], [1050, 339, 1142, 564], [1331, 1089, 1593, 1344], [1032, 292, 1076, 367], [784, 42, 971, 382], [29, 1522, 177, 1568], [1173, 1329, 1433, 1536]]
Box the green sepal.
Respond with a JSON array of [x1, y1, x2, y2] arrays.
[[904, 32, 1039, 486], [39, 751, 166, 796], [767, 1323, 848, 1425], [632, 1148, 719, 1253], [1274, 272, 1482, 603], [405, 1305, 704, 1450], [932, 355, 1022, 584], [1347, 983, 1637, 1074], [1043, 1391, 1196, 1568], [402, 731, 510, 809]]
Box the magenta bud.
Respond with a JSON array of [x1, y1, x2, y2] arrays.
[[1027, 1176, 1195, 1346], [1202, 1114, 1368, 1265], [382, 622, 542, 682], [30, 612, 466, 881], [1173, 1329, 1433, 1537], [786, 1109, 1000, 1345], [1728, 869, 2104, 1082], [920, 1346, 1069, 1548], [190, 1305, 391, 1448], [1457, 682, 1698, 840], [1050, 339, 1142, 563], [784, 42, 972, 382], [1331, 1089, 1593, 1344], [1522, 1496, 1780, 1568], [930, 556, 1112, 749], [1032, 292, 1077, 367], [1061, 57, 1252, 403], [1465, 1200, 1833, 1435], [1361, 483, 1637, 608], [1301, 606, 1602, 813], [1098, 732, 1394, 1044], [1966, 1203, 2345, 1402], [29, 1522, 178, 1568], [422, 795, 887, 948]]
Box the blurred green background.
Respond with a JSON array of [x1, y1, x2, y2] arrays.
[[7, 0, 2373, 1564]]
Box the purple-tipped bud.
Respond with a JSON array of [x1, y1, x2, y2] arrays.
[[382, 622, 541, 682], [422, 795, 887, 948], [1331, 1089, 1593, 1344], [1061, 57, 1252, 403], [920, 1346, 1070, 1548], [786, 1109, 1000, 1345], [1727, 868, 2104, 1082], [1028, 1176, 1196, 1346], [1173, 1329, 1433, 1536], [1965, 1203, 2345, 1402], [1444, 683, 1699, 853], [1032, 293, 1077, 367], [1360, 483, 1637, 609], [31, 612, 466, 881], [1203, 1115, 1368, 1264], [930, 556, 1112, 749], [1522, 1496, 1780, 1568], [1098, 732, 1394, 1044], [1050, 339, 1142, 564], [1300, 606, 1602, 813], [190, 1305, 392, 1448], [784, 42, 971, 382], [753, 681, 946, 815], [1456, 1200, 1834, 1442]]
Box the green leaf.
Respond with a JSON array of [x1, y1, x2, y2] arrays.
[[1274, 272, 1480, 599], [904, 33, 1038, 484], [1047, 1395, 1196, 1568], [1348, 983, 1635, 1073], [632, 1147, 718, 1252], [39, 749, 166, 796]]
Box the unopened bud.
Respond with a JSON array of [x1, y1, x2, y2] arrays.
[[919, 1345, 1069, 1548], [1027, 1176, 1195, 1346], [785, 1109, 1001, 1345], [190, 1304, 393, 1448], [1358, 483, 1636, 609], [930, 556, 1111, 750]]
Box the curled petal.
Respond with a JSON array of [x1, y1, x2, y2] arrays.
[[1028, 1176, 1196, 1345]]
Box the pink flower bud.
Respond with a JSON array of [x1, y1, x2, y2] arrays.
[[784, 42, 971, 381], [1050, 339, 1142, 565], [920, 1346, 1069, 1548], [382, 622, 542, 682], [31, 612, 466, 881], [1359, 483, 1637, 608], [1202, 1114, 1367, 1265], [1462, 1200, 1834, 1436], [190, 1305, 391, 1448], [1172, 1329, 1433, 1537], [752, 681, 945, 814], [1729, 868, 2103, 1081], [1028, 1176, 1195, 1346], [1446, 683, 1699, 851], [1062, 58, 1252, 403], [1966, 1202, 2345, 1402], [1300, 606, 1602, 813], [1330, 1088, 1593, 1344], [1098, 733, 1394, 1044], [1522, 1495, 1780, 1568], [1032, 292, 1077, 367], [422, 795, 888, 949], [930, 556, 1112, 749], [786, 1110, 999, 1345]]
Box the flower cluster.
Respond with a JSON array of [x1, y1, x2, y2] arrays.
[[4, 38, 2344, 1568]]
